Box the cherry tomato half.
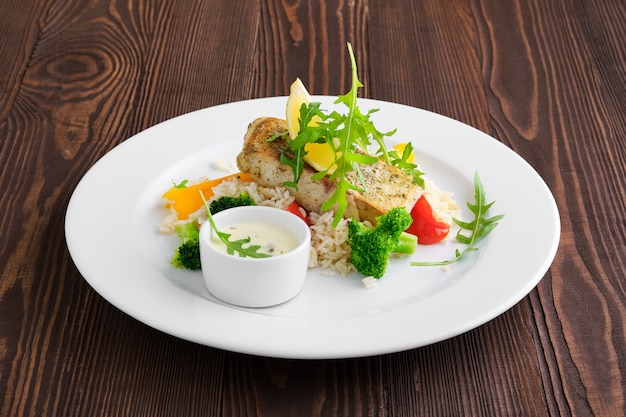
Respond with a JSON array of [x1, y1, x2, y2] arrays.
[[286, 201, 310, 225], [406, 195, 450, 244]]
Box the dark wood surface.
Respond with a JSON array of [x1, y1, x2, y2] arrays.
[[1, 0, 624, 415]]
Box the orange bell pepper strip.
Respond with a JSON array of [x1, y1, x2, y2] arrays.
[[162, 172, 253, 220]]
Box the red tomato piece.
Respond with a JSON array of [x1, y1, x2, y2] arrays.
[[286, 201, 310, 225], [406, 195, 450, 244]]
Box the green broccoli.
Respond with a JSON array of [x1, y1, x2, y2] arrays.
[[347, 207, 417, 278], [209, 192, 255, 214], [171, 222, 201, 270]]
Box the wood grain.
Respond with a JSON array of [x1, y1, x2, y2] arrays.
[[256, 0, 369, 97], [472, 1, 626, 415], [368, 0, 491, 132], [1, 0, 624, 415]]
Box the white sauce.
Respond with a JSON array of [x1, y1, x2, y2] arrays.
[[211, 221, 299, 256]]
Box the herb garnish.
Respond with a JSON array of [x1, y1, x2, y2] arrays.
[[281, 43, 424, 227], [199, 191, 271, 258], [386, 142, 425, 189], [411, 172, 504, 266], [173, 179, 189, 188]]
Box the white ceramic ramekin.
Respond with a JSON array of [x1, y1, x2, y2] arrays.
[[199, 205, 311, 307]]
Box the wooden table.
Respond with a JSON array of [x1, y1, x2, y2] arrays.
[[2, 0, 624, 415]]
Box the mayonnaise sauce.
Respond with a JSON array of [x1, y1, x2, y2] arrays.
[[211, 221, 299, 256]]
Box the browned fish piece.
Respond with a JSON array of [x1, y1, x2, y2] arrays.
[[236, 117, 422, 224]]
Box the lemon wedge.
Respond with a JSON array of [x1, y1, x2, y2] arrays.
[[303, 142, 338, 172], [286, 78, 313, 140], [393, 143, 414, 163], [286, 78, 337, 173]]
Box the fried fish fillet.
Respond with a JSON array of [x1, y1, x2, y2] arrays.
[[236, 117, 422, 224]]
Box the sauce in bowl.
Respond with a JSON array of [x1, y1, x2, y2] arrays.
[[210, 221, 299, 256]]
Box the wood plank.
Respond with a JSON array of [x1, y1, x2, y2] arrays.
[[255, 0, 369, 97], [0, 0, 44, 120], [471, 1, 625, 414], [0, 0, 240, 414], [368, 0, 491, 133], [132, 0, 262, 130]]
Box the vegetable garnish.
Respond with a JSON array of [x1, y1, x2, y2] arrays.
[[406, 195, 451, 244], [387, 142, 425, 189], [171, 222, 201, 270], [348, 207, 417, 278], [173, 179, 189, 188], [162, 172, 253, 220], [199, 191, 271, 259], [280, 42, 424, 227], [411, 172, 504, 266], [285, 201, 310, 225], [209, 192, 255, 215]]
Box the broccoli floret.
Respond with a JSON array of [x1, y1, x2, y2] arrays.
[[209, 192, 255, 214], [347, 207, 417, 278], [171, 222, 201, 270]]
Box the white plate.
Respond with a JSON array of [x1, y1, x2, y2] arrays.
[[65, 97, 560, 359]]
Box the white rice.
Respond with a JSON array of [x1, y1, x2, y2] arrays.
[[362, 276, 379, 289], [159, 177, 354, 275], [423, 179, 461, 224], [159, 176, 458, 276], [308, 211, 354, 276], [212, 158, 239, 173]]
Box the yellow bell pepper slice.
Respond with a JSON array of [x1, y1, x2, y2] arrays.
[[162, 172, 253, 220]]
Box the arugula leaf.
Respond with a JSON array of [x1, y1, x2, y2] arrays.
[[281, 43, 426, 227], [320, 44, 400, 226], [267, 131, 289, 142], [280, 102, 329, 189], [216, 232, 271, 259], [173, 179, 189, 188], [411, 172, 504, 266], [199, 191, 271, 259], [385, 142, 425, 188]]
